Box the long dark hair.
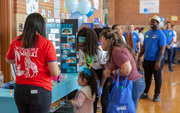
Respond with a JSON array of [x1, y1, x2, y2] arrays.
[[77, 27, 98, 56], [19, 13, 46, 48], [100, 29, 135, 63], [79, 71, 97, 96]]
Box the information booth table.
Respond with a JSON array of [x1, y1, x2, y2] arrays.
[[0, 66, 84, 113]]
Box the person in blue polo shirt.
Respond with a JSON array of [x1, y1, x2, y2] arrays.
[[123, 24, 140, 56], [137, 15, 166, 102], [162, 21, 175, 72]]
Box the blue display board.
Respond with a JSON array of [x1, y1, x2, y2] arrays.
[[60, 19, 78, 73], [46, 19, 61, 69]]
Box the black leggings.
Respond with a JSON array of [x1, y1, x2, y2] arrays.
[[93, 68, 112, 113], [14, 83, 52, 113]]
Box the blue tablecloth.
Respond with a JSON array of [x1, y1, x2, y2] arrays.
[[0, 66, 84, 113]]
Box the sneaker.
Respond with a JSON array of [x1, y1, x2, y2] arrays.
[[153, 94, 160, 102], [168, 69, 175, 72], [172, 62, 176, 66], [140, 93, 149, 99], [97, 104, 102, 109]]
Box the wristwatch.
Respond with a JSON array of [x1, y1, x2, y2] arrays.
[[110, 70, 114, 76]]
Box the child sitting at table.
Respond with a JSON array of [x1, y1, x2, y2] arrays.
[[70, 68, 97, 113]]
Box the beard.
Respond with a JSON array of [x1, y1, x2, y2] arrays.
[[151, 25, 158, 30]]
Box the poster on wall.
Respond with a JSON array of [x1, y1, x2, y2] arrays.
[[171, 16, 178, 21], [140, 0, 159, 13], [93, 0, 99, 10], [46, 19, 61, 68], [54, 0, 60, 18], [84, 23, 94, 29], [43, 0, 49, 2], [61, 13, 65, 19], [48, 11, 51, 19], [66, 14, 69, 19], [26, 0, 39, 15], [61, 19, 78, 73], [41, 9, 46, 17]]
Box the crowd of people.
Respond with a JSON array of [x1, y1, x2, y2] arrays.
[[5, 13, 178, 113]]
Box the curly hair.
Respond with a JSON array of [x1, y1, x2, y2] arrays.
[[77, 27, 98, 56], [79, 71, 97, 96], [100, 29, 135, 63]]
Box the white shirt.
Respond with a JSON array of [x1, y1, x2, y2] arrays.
[[138, 32, 144, 45], [79, 46, 107, 70], [172, 31, 177, 47], [121, 35, 126, 43]]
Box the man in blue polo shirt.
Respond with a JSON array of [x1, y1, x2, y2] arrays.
[[137, 15, 166, 102], [123, 24, 140, 55], [162, 21, 175, 72]]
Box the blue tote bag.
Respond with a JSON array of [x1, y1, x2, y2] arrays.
[[107, 69, 136, 113]]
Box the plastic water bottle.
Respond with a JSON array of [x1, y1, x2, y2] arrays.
[[0, 71, 4, 87]]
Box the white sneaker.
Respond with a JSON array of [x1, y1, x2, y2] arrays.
[[97, 104, 102, 109]]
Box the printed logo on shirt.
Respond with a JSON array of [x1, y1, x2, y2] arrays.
[[145, 35, 149, 38], [133, 36, 136, 38], [152, 35, 157, 38], [15, 47, 39, 78], [169, 32, 172, 35], [117, 106, 127, 110], [166, 34, 170, 37]]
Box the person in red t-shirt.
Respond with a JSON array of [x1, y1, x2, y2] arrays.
[[6, 13, 60, 113], [100, 29, 145, 111]]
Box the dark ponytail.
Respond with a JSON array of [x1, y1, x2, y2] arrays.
[[79, 71, 97, 96]]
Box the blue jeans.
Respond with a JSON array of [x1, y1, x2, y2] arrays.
[[132, 77, 145, 110], [172, 48, 177, 63], [162, 48, 173, 70]]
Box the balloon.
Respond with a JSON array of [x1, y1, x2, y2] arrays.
[[70, 12, 84, 28], [160, 17, 165, 22], [145, 11, 150, 15], [159, 21, 164, 28], [86, 6, 94, 17], [144, 8, 148, 12], [78, 0, 91, 15], [65, 0, 78, 13]]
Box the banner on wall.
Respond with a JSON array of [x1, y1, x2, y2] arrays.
[[93, 0, 99, 10], [26, 0, 38, 15], [140, 0, 159, 13], [54, 0, 60, 18]]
